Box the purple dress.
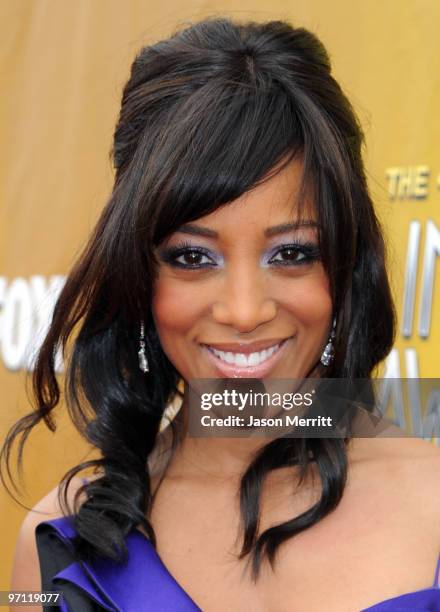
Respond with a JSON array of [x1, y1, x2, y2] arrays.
[[35, 514, 440, 611]]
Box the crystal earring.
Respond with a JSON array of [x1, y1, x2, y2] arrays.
[[320, 316, 337, 366], [138, 319, 149, 373]]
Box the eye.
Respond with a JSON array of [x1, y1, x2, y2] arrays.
[[268, 242, 320, 266], [174, 249, 214, 267], [270, 247, 307, 264], [158, 240, 320, 270], [158, 242, 218, 269]]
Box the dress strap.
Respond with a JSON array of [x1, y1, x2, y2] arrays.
[[433, 551, 440, 587], [38, 515, 202, 610]]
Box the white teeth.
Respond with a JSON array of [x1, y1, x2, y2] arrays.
[[208, 343, 281, 367]]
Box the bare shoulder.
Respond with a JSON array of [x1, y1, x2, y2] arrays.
[[352, 436, 440, 535], [395, 437, 440, 498], [385, 438, 440, 549], [10, 472, 100, 597], [30, 474, 94, 522], [358, 435, 440, 484], [350, 431, 440, 465], [391, 437, 440, 500], [375, 435, 440, 474]]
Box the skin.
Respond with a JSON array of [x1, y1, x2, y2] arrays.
[[152, 157, 332, 385], [151, 157, 333, 477], [144, 155, 440, 611], [12, 157, 440, 612]]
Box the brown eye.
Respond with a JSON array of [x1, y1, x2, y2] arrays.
[[271, 247, 307, 264], [278, 248, 305, 262], [268, 243, 320, 266], [159, 244, 217, 269], [180, 251, 205, 265]]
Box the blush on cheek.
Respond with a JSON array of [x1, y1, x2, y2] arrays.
[[151, 278, 202, 345], [285, 277, 332, 323], [302, 295, 332, 324], [152, 280, 184, 324]]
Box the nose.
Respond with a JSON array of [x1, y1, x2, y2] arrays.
[[211, 264, 277, 333]]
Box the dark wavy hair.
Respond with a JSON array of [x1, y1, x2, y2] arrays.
[[1, 16, 396, 581]]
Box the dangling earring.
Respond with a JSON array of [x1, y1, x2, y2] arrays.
[[138, 319, 149, 373], [320, 316, 337, 366]]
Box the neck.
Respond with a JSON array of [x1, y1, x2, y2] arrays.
[[150, 391, 382, 486], [154, 392, 272, 483]]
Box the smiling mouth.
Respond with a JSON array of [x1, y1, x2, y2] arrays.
[[205, 341, 285, 366], [200, 337, 292, 377]]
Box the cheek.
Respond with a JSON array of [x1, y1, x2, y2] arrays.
[[282, 271, 332, 325], [151, 275, 201, 337]]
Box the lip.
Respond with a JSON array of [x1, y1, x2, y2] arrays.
[[201, 337, 288, 354], [200, 337, 292, 378]]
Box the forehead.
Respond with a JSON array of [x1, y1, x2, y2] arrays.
[[187, 157, 315, 235]]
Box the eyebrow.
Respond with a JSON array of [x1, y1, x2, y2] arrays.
[[177, 220, 319, 239]]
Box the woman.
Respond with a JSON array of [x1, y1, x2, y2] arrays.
[[4, 16, 440, 612]]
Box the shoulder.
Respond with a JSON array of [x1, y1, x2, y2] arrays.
[[373, 435, 440, 480], [10, 473, 98, 593], [389, 438, 440, 505], [349, 432, 440, 469], [392, 438, 440, 510], [354, 435, 440, 488], [20, 472, 97, 534], [352, 437, 440, 538], [382, 439, 440, 558]]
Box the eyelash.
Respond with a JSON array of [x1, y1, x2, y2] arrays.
[[159, 240, 321, 269]]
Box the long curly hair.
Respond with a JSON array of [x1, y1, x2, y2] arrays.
[[1, 16, 396, 581]]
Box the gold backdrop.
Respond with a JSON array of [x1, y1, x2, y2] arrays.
[[1, 0, 439, 588]]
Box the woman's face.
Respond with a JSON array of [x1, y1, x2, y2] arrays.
[[152, 158, 333, 381]]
